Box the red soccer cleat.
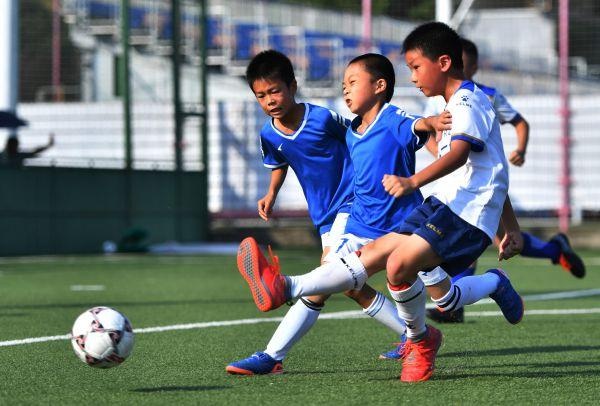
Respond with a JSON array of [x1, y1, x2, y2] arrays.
[[237, 237, 288, 312], [400, 325, 443, 382]]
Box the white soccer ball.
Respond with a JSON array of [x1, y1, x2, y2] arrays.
[[71, 306, 134, 368]]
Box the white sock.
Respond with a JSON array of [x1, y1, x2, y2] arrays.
[[286, 253, 367, 299], [264, 298, 322, 361], [387, 278, 427, 340], [363, 291, 406, 338], [433, 273, 500, 312]]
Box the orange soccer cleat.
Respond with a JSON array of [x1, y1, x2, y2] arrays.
[[400, 325, 443, 382], [236, 237, 288, 312]]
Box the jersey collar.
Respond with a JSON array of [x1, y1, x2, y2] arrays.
[[269, 103, 309, 140], [350, 103, 390, 139]]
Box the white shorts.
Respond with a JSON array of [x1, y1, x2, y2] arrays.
[[323, 232, 373, 263], [324, 231, 449, 286], [321, 212, 350, 250]]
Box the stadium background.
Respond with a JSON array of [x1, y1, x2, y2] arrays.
[[1, 0, 599, 255]]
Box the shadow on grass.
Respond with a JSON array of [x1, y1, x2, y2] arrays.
[[440, 345, 600, 358], [0, 312, 29, 317], [435, 367, 600, 380], [133, 385, 231, 393], [287, 367, 393, 376]]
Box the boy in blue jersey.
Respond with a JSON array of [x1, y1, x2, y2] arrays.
[[235, 23, 525, 383], [226, 50, 411, 375], [425, 37, 586, 324]]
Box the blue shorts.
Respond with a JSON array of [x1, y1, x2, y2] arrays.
[[395, 196, 492, 276]]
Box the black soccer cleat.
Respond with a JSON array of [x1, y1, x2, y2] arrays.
[[550, 233, 586, 279], [426, 307, 464, 323]]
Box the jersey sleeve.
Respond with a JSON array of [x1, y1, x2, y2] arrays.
[[493, 91, 521, 124], [260, 136, 288, 169], [447, 92, 487, 152], [326, 109, 351, 142], [392, 108, 427, 152]]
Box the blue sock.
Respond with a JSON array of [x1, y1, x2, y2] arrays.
[[520, 232, 560, 262], [451, 266, 476, 283]]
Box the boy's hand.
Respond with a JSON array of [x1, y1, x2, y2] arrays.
[[508, 149, 526, 166], [498, 231, 523, 261], [382, 175, 416, 198], [257, 193, 276, 221], [424, 111, 452, 133]]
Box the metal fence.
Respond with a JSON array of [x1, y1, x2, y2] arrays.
[[7, 0, 600, 234]]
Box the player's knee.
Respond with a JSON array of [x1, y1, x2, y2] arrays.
[[305, 294, 329, 306], [386, 255, 409, 284]]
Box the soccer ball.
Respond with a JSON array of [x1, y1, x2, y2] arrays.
[[71, 306, 134, 368]]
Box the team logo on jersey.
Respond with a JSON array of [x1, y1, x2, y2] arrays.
[[459, 95, 472, 108], [426, 222, 444, 237]]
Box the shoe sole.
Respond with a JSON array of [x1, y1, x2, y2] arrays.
[[225, 364, 284, 375], [378, 354, 403, 361], [237, 238, 273, 312]]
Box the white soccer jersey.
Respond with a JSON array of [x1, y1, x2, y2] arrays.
[[423, 83, 521, 125], [431, 81, 509, 240]]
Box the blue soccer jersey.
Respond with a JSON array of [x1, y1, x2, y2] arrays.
[[259, 103, 354, 235], [345, 103, 428, 239]]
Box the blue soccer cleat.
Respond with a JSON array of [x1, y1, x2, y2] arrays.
[[226, 352, 284, 375], [378, 335, 407, 360], [487, 268, 524, 324]]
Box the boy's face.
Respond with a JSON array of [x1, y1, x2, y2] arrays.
[[342, 62, 384, 116], [404, 48, 447, 97], [251, 77, 297, 119]]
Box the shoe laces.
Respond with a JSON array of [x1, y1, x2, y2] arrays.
[[267, 245, 280, 273], [267, 245, 292, 306], [402, 340, 418, 364], [396, 342, 409, 359]]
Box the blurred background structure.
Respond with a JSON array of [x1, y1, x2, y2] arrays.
[[0, 0, 599, 255]]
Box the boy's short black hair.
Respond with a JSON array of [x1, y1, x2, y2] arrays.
[[245, 49, 296, 89], [460, 38, 478, 62], [402, 22, 463, 72], [348, 53, 395, 102]]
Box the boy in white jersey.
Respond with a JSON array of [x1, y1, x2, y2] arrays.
[[235, 26, 525, 382], [426, 37, 585, 324], [226, 50, 411, 375]]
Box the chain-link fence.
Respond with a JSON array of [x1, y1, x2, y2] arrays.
[[7, 1, 600, 245]]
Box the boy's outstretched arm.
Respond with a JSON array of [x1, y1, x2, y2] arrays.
[[258, 166, 288, 221], [382, 139, 470, 197], [415, 111, 452, 134], [498, 196, 523, 260]]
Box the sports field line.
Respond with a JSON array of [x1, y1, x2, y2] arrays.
[[2, 288, 600, 348]]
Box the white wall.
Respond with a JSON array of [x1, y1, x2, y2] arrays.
[[13, 93, 600, 216]]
